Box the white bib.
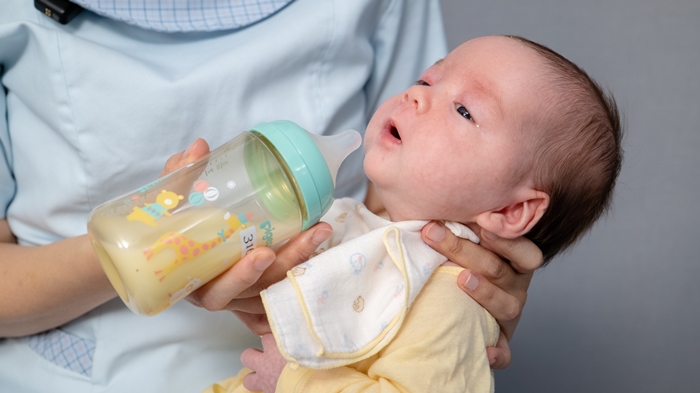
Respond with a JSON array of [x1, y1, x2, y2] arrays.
[[261, 198, 479, 369]]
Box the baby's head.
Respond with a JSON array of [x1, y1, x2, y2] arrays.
[[363, 35, 622, 263]]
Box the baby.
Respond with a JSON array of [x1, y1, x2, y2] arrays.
[[206, 35, 622, 393]]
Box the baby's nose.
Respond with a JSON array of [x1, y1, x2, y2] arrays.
[[403, 85, 431, 115]]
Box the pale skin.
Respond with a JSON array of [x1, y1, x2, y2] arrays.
[[240, 35, 548, 391], [0, 39, 541, 379]]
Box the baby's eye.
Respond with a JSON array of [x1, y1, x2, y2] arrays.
[[456, 104, 473, 121], [415, 79, 430, 86]]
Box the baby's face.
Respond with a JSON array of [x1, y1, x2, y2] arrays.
[[363, 36, 546, 222]]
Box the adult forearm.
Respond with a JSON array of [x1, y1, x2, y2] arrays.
[[0, 233, 116, 337]]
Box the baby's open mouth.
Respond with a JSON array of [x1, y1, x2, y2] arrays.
[[390, 126, 401, 140]]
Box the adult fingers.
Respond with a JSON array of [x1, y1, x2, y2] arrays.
[[186, 247, 276, 311], [276, 222, 333, 268], [187, 223, 332, 310], [422, 221, 531, 341], [220, 222, 331, 333], [479, 229, 543, 274], [456, 269, 523, 341], [233, 311, 271, 335], [159, 138, 210, 177], [250, 222, 333, 291], [223, 296, 266, 314], [422, 221, 517, 288], [486, 331, 512, 370]]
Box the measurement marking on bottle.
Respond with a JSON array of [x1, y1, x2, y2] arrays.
[[240, 226, 257, 256]]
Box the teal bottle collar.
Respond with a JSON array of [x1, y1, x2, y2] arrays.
[[249, 121, 334, 230]]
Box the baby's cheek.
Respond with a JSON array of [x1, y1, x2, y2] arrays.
[[363, 150, 390, 181]]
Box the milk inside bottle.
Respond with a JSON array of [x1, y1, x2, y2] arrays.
[[87, 121, 361, 315]]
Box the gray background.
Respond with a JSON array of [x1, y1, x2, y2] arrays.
[[440, 1, 700, 392]]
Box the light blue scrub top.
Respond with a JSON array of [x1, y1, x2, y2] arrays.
[[0, 0, 447, 391]]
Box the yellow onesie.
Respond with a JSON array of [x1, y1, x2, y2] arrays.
[[205, 266, 499, 393]]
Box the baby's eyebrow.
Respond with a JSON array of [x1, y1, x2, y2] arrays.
[[433, 58, 445, 66], [471, 77, 505, 120]]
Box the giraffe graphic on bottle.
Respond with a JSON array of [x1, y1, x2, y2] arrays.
[[144, 211, 254, 281]]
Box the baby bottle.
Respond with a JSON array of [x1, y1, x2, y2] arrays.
[[87, 121, 361, 315]]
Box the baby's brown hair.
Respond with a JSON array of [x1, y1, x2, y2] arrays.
[[508, 36, 623, 264]]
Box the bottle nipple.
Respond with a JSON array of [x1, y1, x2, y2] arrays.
[[308, 129, 362, 187]]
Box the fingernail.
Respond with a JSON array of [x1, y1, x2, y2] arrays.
[[482, 229, 499, 241], [425, 222, 445, 242], [464, 273, 479, 291], [254, 254, 274, 272], [489, 356, 496, 366], [185, 294, 201, 308], [185, 139, 200, 157], [312, 227, 332, 246]]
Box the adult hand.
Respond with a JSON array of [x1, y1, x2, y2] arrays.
[[160, 139, 333, 335], [186, 222, 332, 334], [421, 221, 543, 370]]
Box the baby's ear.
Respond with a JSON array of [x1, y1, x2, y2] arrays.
[[475, 190, 549, 239]]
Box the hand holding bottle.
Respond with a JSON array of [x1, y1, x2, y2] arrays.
[[157, 137, 334, 334], [88, 121, 359, 315]]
